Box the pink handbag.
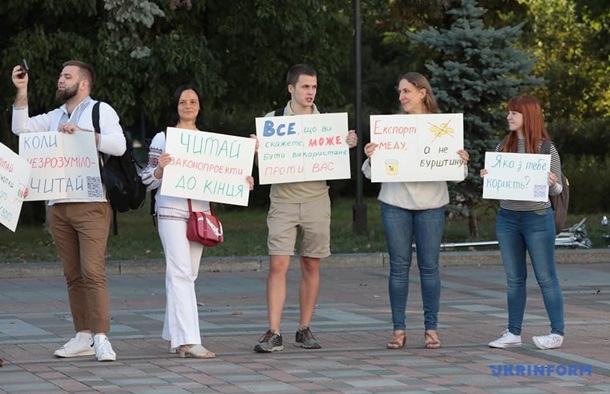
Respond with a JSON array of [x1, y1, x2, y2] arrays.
[[186, 199, 224, 247]]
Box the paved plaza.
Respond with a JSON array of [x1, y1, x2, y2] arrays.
[[0, 252, 609, 393]]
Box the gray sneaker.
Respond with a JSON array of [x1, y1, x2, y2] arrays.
[[254, 329, 284, 353], [295, 326, 321, 349]]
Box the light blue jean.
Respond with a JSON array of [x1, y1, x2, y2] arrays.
[[496, 207, 564, 336], [381, 202, 445, 331]]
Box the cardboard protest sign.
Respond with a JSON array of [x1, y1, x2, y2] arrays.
[[255, 113, 351, 184], [482, 152, 550, 201], [19, 131, 102, 201], [369, 113, 465, 182], [160, 127, 256, 206], [0, 143, 31, 232]]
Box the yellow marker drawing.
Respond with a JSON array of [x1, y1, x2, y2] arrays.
[[428, 119, 454, 143], [385, 159, 399, 175]]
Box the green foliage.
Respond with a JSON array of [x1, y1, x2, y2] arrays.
[[521, 0, 610, 119], [204, 0, 353, 114], [0, 0, 608, 228], [406, 0, 543, 233], [103, 0, 165, 58], [549, 117, 610, 159], [560, 155, 610, 214], [0, 0, 354, 148], [3, 196, 607, 264], [548, 116, 610, 214]]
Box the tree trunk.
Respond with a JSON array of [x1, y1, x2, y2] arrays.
[[468, 205, 479, 238]]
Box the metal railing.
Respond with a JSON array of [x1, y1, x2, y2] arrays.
[[438, 217, 592, 250]]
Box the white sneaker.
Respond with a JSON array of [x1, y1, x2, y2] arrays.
[[54, 333, 95, 358], [94, 335, 117, 362], [532, 333, 563, 350], [488, 330, 522, 349]]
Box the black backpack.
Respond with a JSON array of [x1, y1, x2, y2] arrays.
[[93, 102, 146, 231], [541, 140, 570, 234]]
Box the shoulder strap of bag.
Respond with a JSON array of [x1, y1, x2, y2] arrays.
[[541, 140, 552, 154], [93, 101, 119, 235], [188, 198, 214, 215], [93, 101, 103, 165], [92, 101, 101, 134]]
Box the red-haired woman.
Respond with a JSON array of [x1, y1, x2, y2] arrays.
[[482, 96, 565, 350]]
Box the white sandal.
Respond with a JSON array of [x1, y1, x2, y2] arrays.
[[179, 344, 216, 359]]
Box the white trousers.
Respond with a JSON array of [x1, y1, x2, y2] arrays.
[[158, 217, 204, 348]]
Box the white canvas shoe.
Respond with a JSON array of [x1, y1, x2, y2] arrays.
[[532, 333, 563, 350], [488, 330, 522, 349], [94, 335, 117, 362], [53, 333, 95, 358]]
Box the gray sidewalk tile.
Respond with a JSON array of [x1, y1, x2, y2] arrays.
[[1, 261, 610, 393]]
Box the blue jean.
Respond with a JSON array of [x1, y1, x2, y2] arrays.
[[496, 207, 564, 336], [381, 202, 445, 331]]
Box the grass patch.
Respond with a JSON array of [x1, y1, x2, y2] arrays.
[[1, 196, 607, 263]]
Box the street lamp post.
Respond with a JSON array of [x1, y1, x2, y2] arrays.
[[352, 0, 367, 233]]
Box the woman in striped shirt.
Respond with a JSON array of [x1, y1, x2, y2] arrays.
[[482, 96, 565, 350]]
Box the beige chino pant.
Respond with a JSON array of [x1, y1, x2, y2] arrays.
[[49, 202, 112, 334]]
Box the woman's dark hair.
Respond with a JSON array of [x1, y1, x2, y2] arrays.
[[169, 84, 204, 127]]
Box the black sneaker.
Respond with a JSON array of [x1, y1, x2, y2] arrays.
[[254, 329, 284, 353], [295, 326, 321, 349]]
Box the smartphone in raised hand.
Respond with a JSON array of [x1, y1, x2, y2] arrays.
[[18, 59, 29, 79]]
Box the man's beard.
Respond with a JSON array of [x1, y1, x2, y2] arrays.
[[55, 84, 78, 103]]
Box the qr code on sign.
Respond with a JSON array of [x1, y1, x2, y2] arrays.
[[534, 184, 547, 199], [87, 176, 104, 198]]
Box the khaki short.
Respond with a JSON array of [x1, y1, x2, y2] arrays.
[[267, 195, 331, 258]]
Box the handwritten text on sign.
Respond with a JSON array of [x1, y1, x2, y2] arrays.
[[19, 131, 102, 201], [482, 152, 550, 202], [160, 127, 256, 206], [255, 113, 351, 184], [369, 113, 465, 182], [0, 143, 31, 232]]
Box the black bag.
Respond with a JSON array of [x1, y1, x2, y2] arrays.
[[93, 102, 146, 214], [541, 140, 570, 234]]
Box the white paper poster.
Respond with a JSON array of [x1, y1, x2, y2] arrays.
[[0, 142, 32, 232], [369, 113, 465, 182], [482, 152, 550, 201], [19, 131, 102, 201], [160, 127, 256, 206], [255, 113, 351, 184]]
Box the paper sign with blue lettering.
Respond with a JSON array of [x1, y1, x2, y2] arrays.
[[0, 143, 31, 232], [160, 127, 256, 206], [482, 152, 550, 202], [369, 113, 465, 182], [19, 131, 102, 201], [255, 113, 351, 184]]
